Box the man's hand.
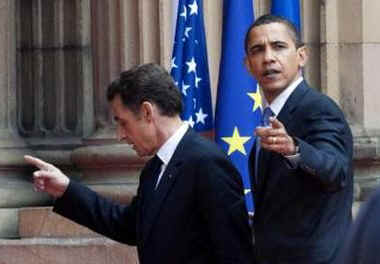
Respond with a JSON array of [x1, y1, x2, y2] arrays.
[[255, 117, 297, 156], [24, 155, 70, 198]]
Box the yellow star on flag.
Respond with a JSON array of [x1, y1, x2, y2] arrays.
[[247, 85, 262, 111], [221, 127, 251, 155]]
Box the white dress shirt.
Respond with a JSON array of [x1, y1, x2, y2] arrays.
[[262, 76, 303, 166], [262, 76, 303, 116], [154, 122, 189, 188]]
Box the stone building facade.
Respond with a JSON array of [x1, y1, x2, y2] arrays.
[[0, 0, 379, 263]]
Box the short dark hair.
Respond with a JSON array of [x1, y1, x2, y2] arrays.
[[107, 63, 183, 117], [244, 14, 304, 53]]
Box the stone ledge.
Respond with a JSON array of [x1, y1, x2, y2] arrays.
[[354, 135, 380, 161], [72, 144, 147, 169], [0, 238, 138, 264], [19, 207, 98, 238], [353, 136, 380, 201]]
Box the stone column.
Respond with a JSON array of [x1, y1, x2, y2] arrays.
[[302, 0, 321, 89], [0, 0, 96, 238], [74, 0, 165, 205], [0, 0, 37, 238], [0, 0, 26, 148], [321, 0, 380, 202]]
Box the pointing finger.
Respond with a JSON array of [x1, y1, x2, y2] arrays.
[[24, 155, 55, 171], [269, 117, 284, 129]]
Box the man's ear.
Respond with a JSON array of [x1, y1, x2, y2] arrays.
[[297, 45, 308, 68], [140, 101, 154, 122]]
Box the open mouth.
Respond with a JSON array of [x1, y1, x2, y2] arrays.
[[263, 69, 280, 78]]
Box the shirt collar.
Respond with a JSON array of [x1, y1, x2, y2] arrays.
[[263, 76, 303, 116], [156, 123, 189, 166]]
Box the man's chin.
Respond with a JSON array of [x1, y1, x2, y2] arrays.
[[135, 150, 152, 158], [261, 84, 286, 97], [135, 151, 144, 157]]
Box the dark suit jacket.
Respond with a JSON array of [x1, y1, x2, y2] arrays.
[[54, 129, 254, 264], [249, 81, 353, 264], [338, 186, 380, 264]]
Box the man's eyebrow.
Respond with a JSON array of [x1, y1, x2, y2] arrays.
[[271, 40, 288, 45], [248, 43, 263, 50]]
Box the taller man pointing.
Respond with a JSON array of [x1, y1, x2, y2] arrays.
[[246, 15, 353, 264]]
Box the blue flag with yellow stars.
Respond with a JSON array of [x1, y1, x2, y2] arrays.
[[271, 0, 301, 33], [215, 0, 261, 219], [170, 0, 213, 132]]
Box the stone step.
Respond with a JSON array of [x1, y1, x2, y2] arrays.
[[0, 237, 138, 264], [19, 207, 98, 238], [18, 201, 365, 239]]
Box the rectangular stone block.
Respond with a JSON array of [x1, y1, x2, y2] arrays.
[[19, 207, 98, 238], [0, 238, 138, 264], [302, 0, 320, 43], [363, 44, 380, 130], [363, 1, 380, 42], [303, 44, 321, 90], [338, 0, 363, 43], [338, 43, 364, 125], [320, 43, 340, 102]]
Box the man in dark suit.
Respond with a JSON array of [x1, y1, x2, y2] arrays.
[[245, 15, 353, 263], [24, 63, 254, 264], [338, 186, 380, 264]]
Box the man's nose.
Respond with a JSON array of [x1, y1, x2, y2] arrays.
[[263, 47, 275, 63]]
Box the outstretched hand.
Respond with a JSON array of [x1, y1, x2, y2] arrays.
[[255, 117, 297, 156], [24, 155, 70, 198]]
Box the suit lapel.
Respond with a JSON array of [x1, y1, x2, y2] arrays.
[[141, 128, 193, 244], [258, 81, 309, 207], [138, 159, 158, 245], [141, 159, 183, 244], [256, 148, 270, 203], [277, 80, 308, 124]]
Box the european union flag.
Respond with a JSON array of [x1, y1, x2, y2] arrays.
[[271, 0, 301, 33], [170, 0, 213, 132], [215, 0, 261, 218]]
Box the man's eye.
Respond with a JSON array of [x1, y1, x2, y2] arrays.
[[249, 47, 261, 55], [274, 43, 286, 49]]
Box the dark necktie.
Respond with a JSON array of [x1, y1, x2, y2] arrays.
[[254, 107, 274, 183], [144, 155, 162, 208], [141, 155, 162, 239]]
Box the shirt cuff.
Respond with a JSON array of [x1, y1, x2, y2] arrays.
[[284, 153, 301, 169]]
